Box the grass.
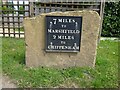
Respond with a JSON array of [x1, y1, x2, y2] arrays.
[[2, 37, 119, 88]]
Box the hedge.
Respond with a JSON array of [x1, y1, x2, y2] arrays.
[[102, 2, 120, 37]]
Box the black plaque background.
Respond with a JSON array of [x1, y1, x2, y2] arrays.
[[46, 16, 82, 52]]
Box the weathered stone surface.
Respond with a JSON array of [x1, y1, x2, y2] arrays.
[[23, 10, 101, 68]]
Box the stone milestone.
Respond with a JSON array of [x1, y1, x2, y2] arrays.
[[23, 10, 101, 68]]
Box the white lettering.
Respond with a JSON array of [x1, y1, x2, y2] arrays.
[[53, 18, 77, 23], [53, 35, 56, 39], [48, 45, 79, 50], [47, 29, 80, 34], [58, 19, 62, 22], [58, 36, 62, 39], [61, 25, 66, 28], [57, 35, 74, 40], [48, 29, 52, 33], [53, 19, 57, 24]]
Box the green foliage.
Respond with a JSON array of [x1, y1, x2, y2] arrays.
[[15, 27, 24, 32], [2, 38, 119, 88], [19, 6, 25, 14], [2, 6, 9, 14], [2, 2, 15, 14], [102, 2, 120, 37]]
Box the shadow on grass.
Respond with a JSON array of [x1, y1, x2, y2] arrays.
[[18, 54, 26, 65]]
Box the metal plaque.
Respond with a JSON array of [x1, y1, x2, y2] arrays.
[[46, 16, 82, 52]]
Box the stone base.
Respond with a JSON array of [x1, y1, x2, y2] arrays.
[[23, 10, 101, 68]]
